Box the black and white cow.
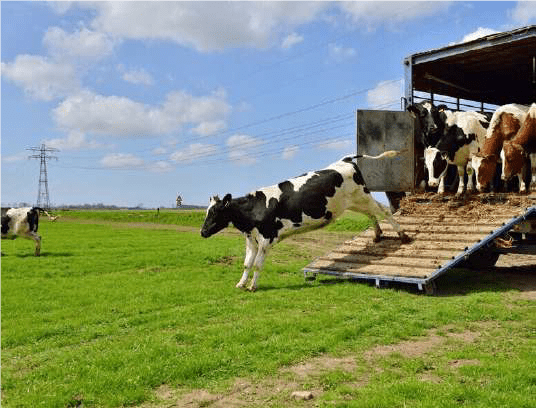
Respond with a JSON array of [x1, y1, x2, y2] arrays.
[[1, 207, 42, 256], [407, 101, 448, 191], [424, 110, 490, 195], [201, 153, 411, 291]]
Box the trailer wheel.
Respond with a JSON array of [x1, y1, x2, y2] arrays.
[[461, 249, 500, 269]]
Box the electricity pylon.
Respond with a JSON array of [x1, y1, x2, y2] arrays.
[[27, 144, 59, 209]]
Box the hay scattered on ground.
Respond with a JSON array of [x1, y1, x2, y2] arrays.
[[398, 192, 536, 221]]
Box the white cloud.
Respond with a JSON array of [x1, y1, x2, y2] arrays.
[[1, 55, 79, 101], [339, 1, 453, 29], [460, 27, 498, 43], [2, 151, 28, 163], [316, 139, 353, 151], [52, 88, 231, 140], [227, 134, 262, 165], [367, 79, 403, 108], [101, 153, 144, 168], [328, 43, 356, 63], [83, 2, 327, 51], [44, 26, 117, 59], [509, 1, 536, 24], [170, 143, 219, 163], [118, 66, 154, 86], [147, 161, 174, 173], [45, 130, 107, 151], [46, 1, 452, 54], [162, 88, 231, 127], [152, 147, 167, 156], [282, 146, 299, 160], [227, 134, 262, 149], [281, 32, 304, 49], [192, 120, 227, 136]]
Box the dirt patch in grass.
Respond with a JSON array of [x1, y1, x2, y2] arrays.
[[282, 355, 357, 379], [364, 329, 480, 361], [143, 325, 485, 408], [448, 359, 481, 368]]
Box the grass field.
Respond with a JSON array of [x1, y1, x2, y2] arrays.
[[1, 210, 535, 407]]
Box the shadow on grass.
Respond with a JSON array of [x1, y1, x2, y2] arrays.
[[13, 252, 75, 258], [433, 265, 536, 296], [307, 264, 536, 297]]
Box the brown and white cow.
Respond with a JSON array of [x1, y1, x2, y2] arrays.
[[201, 153, 410, 291], [471, 104, 529, 192], [501, 103, 536, 193]]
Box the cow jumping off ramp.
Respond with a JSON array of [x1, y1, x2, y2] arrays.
[[201, 153, 410, 291]]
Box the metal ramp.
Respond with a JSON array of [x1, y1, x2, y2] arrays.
[[303, 197, 536, 294]]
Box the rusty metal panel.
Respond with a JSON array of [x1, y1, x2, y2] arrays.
[[356, 110, 414, 192]]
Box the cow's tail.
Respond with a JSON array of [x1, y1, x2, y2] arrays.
[[351, 150, 403, 160]]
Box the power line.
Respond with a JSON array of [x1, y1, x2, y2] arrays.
[[55, 97, 400, 171]]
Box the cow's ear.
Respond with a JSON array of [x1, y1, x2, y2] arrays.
[[223, 193, 232, 207]]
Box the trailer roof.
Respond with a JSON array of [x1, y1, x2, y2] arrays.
[[405, 25, 536, 106]]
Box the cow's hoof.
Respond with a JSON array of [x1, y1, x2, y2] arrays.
[[247, 286, 257, 292], [236, 282, 246, 289]]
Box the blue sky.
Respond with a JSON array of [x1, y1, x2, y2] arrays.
[[2, 1, 535, 208]]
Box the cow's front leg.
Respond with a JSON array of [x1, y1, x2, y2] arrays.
[[518, 173, 528, 194], [437, 175, 446, 195], [248, 240, 271, 292], [455, 166, 465, 196], [237, 235, 257, 289], [466, 164, 475, 192]]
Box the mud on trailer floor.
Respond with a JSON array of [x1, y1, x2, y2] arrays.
[[304, 193, 536, 294]]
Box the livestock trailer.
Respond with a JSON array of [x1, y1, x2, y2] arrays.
[[304, 25, 536, 294]]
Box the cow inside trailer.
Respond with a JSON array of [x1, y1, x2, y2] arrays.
[[305, 25, 536, 293]]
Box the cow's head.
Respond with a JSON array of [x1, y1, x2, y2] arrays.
[[408, 101, 439, 146], [471, 153, 498, 192], [424, 147, 448, 187], [200, 194, 232, 238], [500, 142, 525, 181]]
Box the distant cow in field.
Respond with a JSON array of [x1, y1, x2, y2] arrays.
[[1, 207, 42, 256], [200, 153, 411, 291], [501, 103, 536, 193], [424, 110, 490, 195], [471, 104, 529, 192]]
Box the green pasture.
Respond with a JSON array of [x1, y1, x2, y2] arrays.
[[1, 211, 535, 407]]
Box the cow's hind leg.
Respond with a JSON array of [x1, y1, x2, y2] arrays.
[[359, 199, 411, 244], [372, 220, 383, 243], [237, 235, 257, 289], [24, 231, 41, 256]]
